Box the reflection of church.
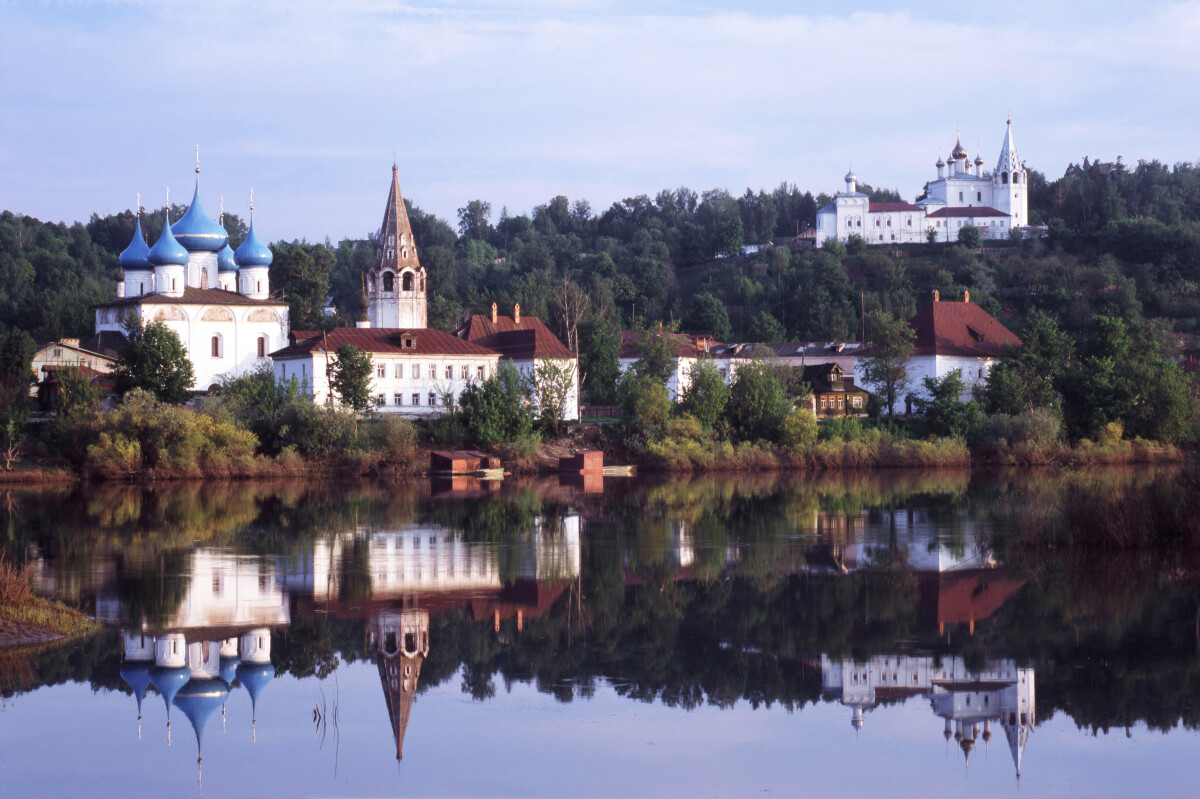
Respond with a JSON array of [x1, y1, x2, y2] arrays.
[[368, 607, 430, 760], [821, 654, 1035, 780]]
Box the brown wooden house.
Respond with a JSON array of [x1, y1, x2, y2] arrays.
[[800, 363, 869, 419]]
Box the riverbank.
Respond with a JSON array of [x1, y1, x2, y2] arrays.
[[0, 554, 98, 649]]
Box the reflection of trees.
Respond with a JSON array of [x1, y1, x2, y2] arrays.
[[114, 551, 192, 626]]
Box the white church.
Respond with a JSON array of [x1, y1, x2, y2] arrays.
[[94, 158, 289, 392], [815, 120, 1029, 246]]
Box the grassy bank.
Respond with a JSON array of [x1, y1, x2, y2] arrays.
[[0, 551, 98, 648]]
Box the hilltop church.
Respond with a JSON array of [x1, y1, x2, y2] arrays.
[[815, 120, 1029, 246]]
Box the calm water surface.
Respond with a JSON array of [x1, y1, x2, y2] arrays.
[[1, 468, 1198, 797]]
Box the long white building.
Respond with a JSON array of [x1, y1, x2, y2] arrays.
[[816, 121, 1029, 246]]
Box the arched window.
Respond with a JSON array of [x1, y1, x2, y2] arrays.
[[200, 268, 208, 289], [257, 280, 262, 294], [1001, 171, 1009, 184], [383, 271, 395, 292], [257, 336, 266, 358], [211, 335, 221, 358], [402, 272, 413, 291]]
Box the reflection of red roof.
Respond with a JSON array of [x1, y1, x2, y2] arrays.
[[875, 686, 928, 700], [458, 314, 575, 359], [919, 569, 1025, 627], [908, 300, 1022, 358], [270, 327, 499, 359]]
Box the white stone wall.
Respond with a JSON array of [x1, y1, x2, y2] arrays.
[[95, 301, 289, 392], [512, 357, 581, 421], [617, 355, 696, 402], [274, 351, 502, 416], [905, 354, 997, 403]]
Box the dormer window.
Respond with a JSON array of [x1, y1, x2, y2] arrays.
[[967, 326, 984, 342], [401, 334, 416, 349]]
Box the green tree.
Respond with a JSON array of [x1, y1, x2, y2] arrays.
[[533, 358, 577, 437], [328, 344, 375, 414], [0, 375, 28, 469], [746, 311, 786, 343], [0, 328, 36, 382], [983, 310, 1073, 414], [630, 326, 680, 384], [457, 199, 493, 241], [56, 363, 100, 417], [620, 373, 671, 443], [577, 315, 621, 404], [859, 310, 915, 418], [726, 361, 790, 441], [716, 217, 745, 259], [911, 369, 980, 437], [957, 224, 982, 248], [271, 243, 335, 331], [457, 361, 535, 446], [679, 356, 729, 431], [112, 315, 195, 403], [684, 293, 732, 341]]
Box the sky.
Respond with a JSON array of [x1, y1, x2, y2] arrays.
[[2, 0, 1199, 243]]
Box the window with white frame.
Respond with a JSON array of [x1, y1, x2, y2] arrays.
[[394, 393, 403, 405], [445, 365, 453, 379], [411, 393, 419, 406], [428, 392, 437, 406], [396, 363, 404, 379], [477, 365, 485, 380], [461, 365, 469, 379], [376, 363, 386, 378]]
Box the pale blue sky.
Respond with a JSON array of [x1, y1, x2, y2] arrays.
[[2, 0, 1198, 242]]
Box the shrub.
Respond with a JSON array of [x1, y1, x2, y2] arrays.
[[377, 415, 419, 463], [86, 432, 142, 479], [0, 549, 36, 605], [779, 409, 818, 451]]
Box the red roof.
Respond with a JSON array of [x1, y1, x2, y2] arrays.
[[94, 286, 289, 308], [869, 202, 923, 212], [619, 330, 723, 359], [270, 327, 500, 359], [908, 300, 1021, 358], [458, 314, 575, 359], [925, 206, 1008, 218]]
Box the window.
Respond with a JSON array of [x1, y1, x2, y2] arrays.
[[461, 365, 469, 379], [413, 364, 421, 379], [53, 347, 62, 358], [411, 393, 419, 406], [838, 397, 844, 410], [402, 272, 413, 291], [377, 363, 386, 378], [257, 336, 266, 358], [886, 218, 892, 226], [477, 365, 486, 380], [394, 393, 403, 405], [428, 364, 435, 379], [820, 397, 827, 409], [211, 336, 221, 358], [377, 393, 385, 404], [977, 192, 982, 202], [428, 392, 437, 406], [1002, 171, 1009, 184], [396, 363, 404, 379], [172, 278, 177, 292], [875, 219, 880, 227], [852, 396, 862, 408], [139, 282, 145, 295], [958, 192, 964, 201], [257, 280, 262, 294], [201, 268, 208, 289], [445, 365, 453, 379], [383, 272, 395, 292]]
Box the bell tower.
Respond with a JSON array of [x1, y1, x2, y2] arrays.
[[992, 120, 1027, 229], [369, 607, 429, 760], [368, 165, 426, 329]]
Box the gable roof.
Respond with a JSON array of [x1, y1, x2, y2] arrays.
[[270, 327, 500, 360], [459, 314, 575, 359], [93, 287, 289, 309], [908, 299, 1021, 358], [925, 206, 1008, 218]]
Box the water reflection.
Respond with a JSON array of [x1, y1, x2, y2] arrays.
[[4, 467, 1199, 795]]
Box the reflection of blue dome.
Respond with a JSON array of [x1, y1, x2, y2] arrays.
[[119, 215, 153, 270], [217, 243, 238, 273], [120, 660, 155, 714], [219, 655, 240, 687], [148, 213, 189, 267], [174, 677, 230, 759], [149, 665, 191, 712], [172, 182, 228, 252], [235, 662, 274, 713], [234, 216, 272, 268]]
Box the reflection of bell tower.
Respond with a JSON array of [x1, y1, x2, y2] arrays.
[[369, 607, 430, 760], [368, 164, 426, 329]]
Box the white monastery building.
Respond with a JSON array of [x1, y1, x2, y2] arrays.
[[270, 166, 578, 419], [94, 157, 289, 392], [816, 120, 1029, 246]]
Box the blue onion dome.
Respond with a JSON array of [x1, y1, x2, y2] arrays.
[[119, 214, 154, 270], [174, 678, 229, 755], [149, 664, 192, 709], [149, 211, 190, 266], [235, 661, 274, 710], [219, 655, 240, 686], [171, 181, 228, 252], [234, 215, 273, 267], [120, 660, 155, 713], [217, 243, 238, 273]]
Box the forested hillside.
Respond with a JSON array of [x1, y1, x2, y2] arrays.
[[2, 158, 1198, 403]]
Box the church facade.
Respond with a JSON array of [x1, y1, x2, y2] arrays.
[[815, 121, 1028, 246], [94, 164, 289, 392]]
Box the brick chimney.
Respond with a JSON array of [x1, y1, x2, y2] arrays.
[[491, 302, 498, 324], [931, 290, 940, 303], [513, 303, 521, 325], [962, 290, 970, 303]]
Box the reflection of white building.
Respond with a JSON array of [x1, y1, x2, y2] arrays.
[[280, 517, 582, 601], [821, 654, 1035, 779]]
